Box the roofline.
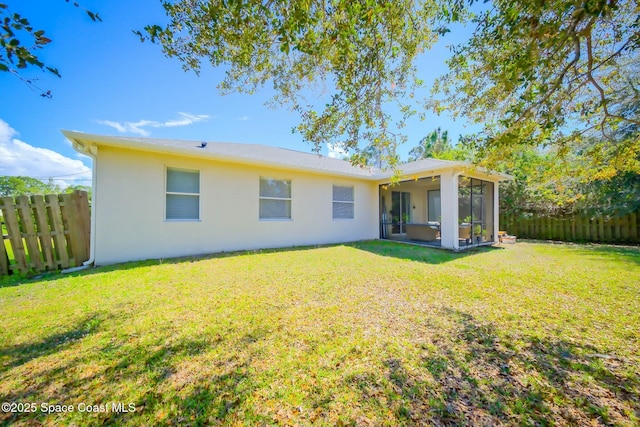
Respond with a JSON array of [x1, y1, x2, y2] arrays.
[[62, 130, 376, 180], [373, 162, 512, 182], [63, 130, 512, 182], [373, 163, 461, 181]]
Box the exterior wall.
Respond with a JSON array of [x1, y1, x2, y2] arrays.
[[93, 146, 379, 265]]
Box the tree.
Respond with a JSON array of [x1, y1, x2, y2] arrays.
[[0, 2, 101, 96], [138, 0, 456, 171], [408, 127, 451, 161], [0, 176, 60, 197], [433, 0, 640, 176], [408, 128, 473, 161], [65, 184, 92, 200], [351, 141, 400, 169], [141, 0, 638, 182], [497, 136, 640, 219]]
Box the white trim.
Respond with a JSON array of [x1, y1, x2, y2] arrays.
[[494, 183, 500, 243]]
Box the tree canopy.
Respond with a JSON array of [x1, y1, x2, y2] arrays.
[[497, 142, 640, 218], [0, 176, 60, 197], [409, 127, 451, 161], [140, 0, 638, 180], [434, 0, 639, 176], [139, 0, 456, 170], [0, 176, 91, 199]]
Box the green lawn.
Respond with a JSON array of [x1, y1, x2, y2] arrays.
[[1, 241, 638, 426]]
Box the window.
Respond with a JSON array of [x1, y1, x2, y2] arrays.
[[166, 167, 200, 220], [333, 185, 354, 219], [428, 190, 441, 222], [259, 178, 291, 219]]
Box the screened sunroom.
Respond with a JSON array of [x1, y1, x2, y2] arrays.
[[378, 168, 504, 250]]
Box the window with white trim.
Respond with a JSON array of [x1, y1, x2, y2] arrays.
[[333, 185, 354, 219], [166, 167, 200, 220], [259, 177, 291, 220]]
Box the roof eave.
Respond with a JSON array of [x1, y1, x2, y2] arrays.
[[62, 130, 376, 180], [63, 130, 512, 182], [373, 163, 512, 183]]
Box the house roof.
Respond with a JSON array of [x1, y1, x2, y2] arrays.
[[62, 131, 511, 182]]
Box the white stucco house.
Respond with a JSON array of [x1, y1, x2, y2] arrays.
[[63, 131, 510, 266]]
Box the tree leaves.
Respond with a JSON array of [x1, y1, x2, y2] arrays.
[[0, 1, 101, 96], [86, 10, 101, 22], [435, 0, 640, 178], [141, 0, 446, 169], [408, 127, 457, 161], [0, 176, 61, 197]]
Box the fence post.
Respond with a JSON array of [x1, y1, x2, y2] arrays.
[[620, 214, 630, 242], [59, 193, 89, 266], [597, 217, 604, 242], [74, 190, 91, 261], [0, 214, 8, 275]]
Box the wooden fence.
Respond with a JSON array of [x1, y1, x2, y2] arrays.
[[0, 190, 90, 275], [499, 211, 640, 244]]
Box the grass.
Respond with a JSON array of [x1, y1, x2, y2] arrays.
[[0, 240, 638, 426]]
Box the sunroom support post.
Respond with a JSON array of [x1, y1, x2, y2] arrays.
[[439, 170, 459, 249], [494, 182, 500, 243]]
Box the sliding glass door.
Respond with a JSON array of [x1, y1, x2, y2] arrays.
[[391, 191, 411, 234]]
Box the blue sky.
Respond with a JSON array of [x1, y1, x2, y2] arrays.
[[1, 0, 480, 187]]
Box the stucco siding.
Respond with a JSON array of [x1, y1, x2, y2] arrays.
[[94, 146, 379, 265]]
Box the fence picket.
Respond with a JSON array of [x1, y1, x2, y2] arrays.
[[16, 195, 44, 271], [0, 197, 29, 273], [32, 195, 56, 270], [46, 195, 70, 269]]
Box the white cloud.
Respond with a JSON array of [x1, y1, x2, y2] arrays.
[[96, 112, 210, 136], [327, 143, 348, 159], [0, 119, 92, 188], [237, 115, 250, 121]]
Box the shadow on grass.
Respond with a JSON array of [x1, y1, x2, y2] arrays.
[[0, 312, 107, 375], [364, 308, 639, 426], [2, 304, 638, 425], [349, 240, 500, 265], [0, 322, 261, 426]]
